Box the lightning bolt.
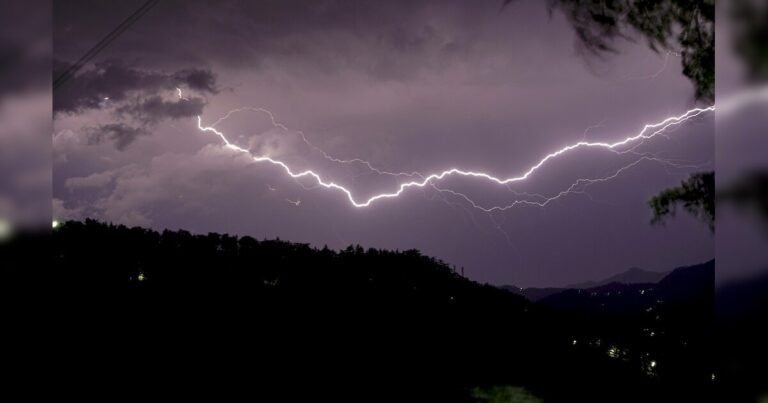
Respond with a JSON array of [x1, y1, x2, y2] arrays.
[[207, 106, 423, 179], [195, 87, 768, 210], [196, 106, 712, 208], [430, 156, 709, 213], [176, 87, 190, 101]]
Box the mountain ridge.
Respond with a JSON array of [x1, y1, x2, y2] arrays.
[[566, 266, 670, 290], [502, 263, 707, 302]]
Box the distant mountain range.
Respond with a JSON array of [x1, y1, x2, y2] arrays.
[[502, 266, 675, 302], [536, 260, 714, 313], [567, 267, 670, 289]]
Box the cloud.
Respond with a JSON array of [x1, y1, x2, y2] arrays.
[[54, 59, 218, 149], [52, 198, 85, 222], [173, 68, 218, 93], [65, 170, 116, 191], [53, 59, 217, 115], [116, 95, 206, 124], [78, 145, 259, 227], [54, 0, 484, 82], [84, 123, 148, 151]]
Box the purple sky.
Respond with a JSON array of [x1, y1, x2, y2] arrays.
[[52, 0, 715, 287]]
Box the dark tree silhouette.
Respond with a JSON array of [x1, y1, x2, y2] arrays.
[[650, 171, 768, 231], [649, 172, 714, 231], [504, 0, 714, 102], [503, 1, 718, 231], [642, 1, 768, 231]]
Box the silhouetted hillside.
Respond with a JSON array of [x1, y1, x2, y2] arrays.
[[1, 220, 716, 402], [48, 219, 532, 312], [656, 261, 714, 302]]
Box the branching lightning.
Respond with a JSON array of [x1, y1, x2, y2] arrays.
[[429, 155, 709, 213], [207, 106, 423, 179], [196, 105, 713, 208], [193, 87, 768, 212]]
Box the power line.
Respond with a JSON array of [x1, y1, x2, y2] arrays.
[[53, 0, 160, 91]]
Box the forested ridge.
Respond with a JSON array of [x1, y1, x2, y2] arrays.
[[0, 219, 716, 402]]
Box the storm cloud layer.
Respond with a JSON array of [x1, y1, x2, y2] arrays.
[[54, 59, 217, 149], [53, 0, 714, 286]]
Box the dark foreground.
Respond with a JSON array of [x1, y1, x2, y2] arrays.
[[2, 220, 722, 402]]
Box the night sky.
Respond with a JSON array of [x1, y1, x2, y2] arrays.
[[52, 0, 714, 287]]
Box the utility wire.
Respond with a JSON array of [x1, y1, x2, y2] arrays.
[[53, 0, 160, 90]]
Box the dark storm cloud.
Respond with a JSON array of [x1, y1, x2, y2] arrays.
[[53, 58, 217, 149], [53, 59, 217, 115], [84, 123, 148, 151], [173, 68, 218, 93], [116, 95, 206, 124], [54, 0, 487, 80]]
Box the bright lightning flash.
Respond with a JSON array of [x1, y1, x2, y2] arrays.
[[196, 107, 712, 209], [194, 88, 768, 211]]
